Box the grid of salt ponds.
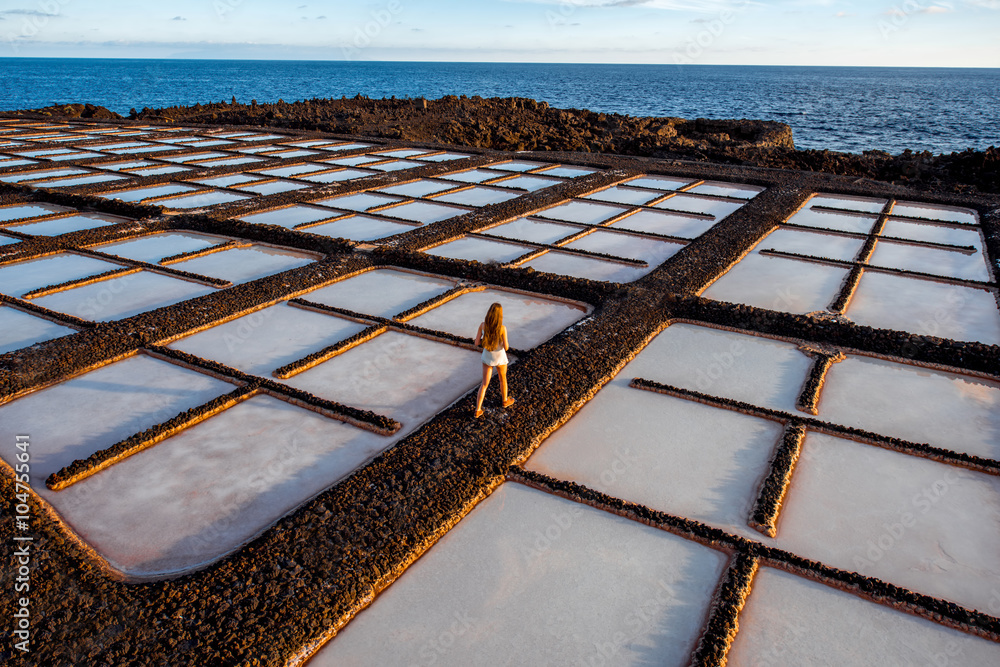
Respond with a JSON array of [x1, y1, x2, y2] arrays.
[[0, 232, 318, 325], [0, 268, 588, 576], [0, 201, 134, 238], [421, 176, 762, 282], [702, 194, 1000, 345], [309, 317, 1000, 662]]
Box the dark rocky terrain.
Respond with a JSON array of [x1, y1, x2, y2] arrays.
[[22, 97, 999, 195]]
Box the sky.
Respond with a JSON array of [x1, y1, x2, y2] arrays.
[[0, 0, 997, 67]]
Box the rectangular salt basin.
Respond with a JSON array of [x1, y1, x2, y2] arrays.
[[158, 190, 251, 209], [193, 157, 263, 167], [891, 201, 978, 224], [170, 302, 367, 376], [439, 168, 510, 184], [94, 231, 229, 263], [160, 152, 228, 163], [702, 252, 851, 315], [808, 193, 888, 213], [375, 179, 457, 198], [624, 175, 695, 190], [1, 167, 89, 183], [0, 304, 76, 354], [366, 159, 424, 172], [686, 180, 765, 199], [301, 215, 417, 241], [868, 240, 991, 282], [10, 213, 125, 237], [297, 168, 375, 184], [536, 200, 630, 225], [407, 288, 588, 348], [283, 330, 482, 432], [0, 233, 18, 246], [99, 183, 199, 202], [846, 272, 1000, 345], [301, 268, 456, 318], [0, 202, 74, 222], [30, 271, 216, 321], [47, 151, 105, 161], [563, 229, 685, 269], [375, 148, 431, 159], [482, 217, 579, 244], [774, 432, 1000, 615], [728, 567, 1000, 667], [0, 354, 231, 481], [99, 160, 155, 171], [526, 384, 782, 534], [32, 173, 127, 188], [432, 185, 520, 207], [426, 236, 531, 264], [170, 245, 315, 284], [882, 218, 985, 249], [610, 209, 718, 240], [125, 165, 192, 176], [818, 354, 1000, 460], [491, 174, 564, 191], [525, 251, 653, 283], [760, 227, 866, 262], [653, 194, 744, 221], [583, 185, 662, 206], [239, 205, 338, 229], [379, 200, 469, 223], [0, 252, 124, 297], [786, 207, 879, 234], [493, 160, 551, 172], [234, 180, 308, 196], [37, 393, 391, 577], [313, 192, 402, 211], [313, 483, 727, 667], [192, 173, 263, 188], [253, 163, 327, 178], [416, 152, 471, 162]]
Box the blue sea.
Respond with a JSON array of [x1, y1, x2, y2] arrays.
[[1, 59, 997, 156]]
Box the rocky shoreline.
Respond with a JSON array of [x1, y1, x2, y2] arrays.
[[18, 97, 999, 195]]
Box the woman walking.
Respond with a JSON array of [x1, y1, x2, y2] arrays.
[[474, 302, 515, 418]]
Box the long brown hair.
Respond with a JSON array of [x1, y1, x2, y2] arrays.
[[482, 302, 503, 350]]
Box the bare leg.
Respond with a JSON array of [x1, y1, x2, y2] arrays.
[[498, 364, 515, 408], [475, 364, 493, 416]]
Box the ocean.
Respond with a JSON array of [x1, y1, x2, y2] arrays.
[[1, 59, 997, 156]]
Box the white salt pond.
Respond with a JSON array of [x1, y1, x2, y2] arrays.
[[10, 213, 124, 237], [238, 205, 337, 229], [808, 193, 888, 213], [882, 218, 985, 249], [128, 165, 191, 176], [253, 164, 326, 178], [621, 176, 695, 192], [610, 209, 716, 240], [326, 154, 389, 167], [759, 227, 865, 262], [302, 215, 417, 241], [654, 194, 744, 221], [438, 169, 508, 184], [0, 233, 17, 246], [0, 304, 77, 353], [482, 217, 579, 244], [283, 330, 482, 432], [492, 174, 564, 191], [93, 231, 229, 264], [774, 432, 1000, 615], [868, 240, 991, 282], [379, 200, 469, 223], [562, 229, 684, 270], [787, 207, 879, 234], [702, 252, 850, 314], [313, 192, 402, 211], [728, 567, 1000, 666], [30, 271, 216, 321], [425, 236, 531, 264], [375, 179, 458, 198], [494, 160, 551, 172], [416, 151, 469, 162], [406, 288, 588, 349], [1, 168, 89, 183], [891, 201, 978, 224], [235, 180, 308, 196], [687, 181, 764, 199], [846, 272, 1000, 345], [313, 483, 727, 667], [818, 355, 1000, 460], [366, 159, 424, 172], [99, 183, 199, 203], [0, 252, 124, 297], [159, 190, 251, 209], [535, 200, 629, 225], [300, 268, 456, 318], [169, 302, 367, 376], [0, 202, 74, 222], [37, 393, 389, 577], [523, 250, 647, 283], [537, 165, 597, 178], [297, 168, 375, 184], [583, 185, 662, 206], [433, 186, 520, 207], [35, 173, 126, 188], [169, 245, 315, 284]]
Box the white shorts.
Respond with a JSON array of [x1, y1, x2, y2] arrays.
[[481, 347, 508, 367]]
